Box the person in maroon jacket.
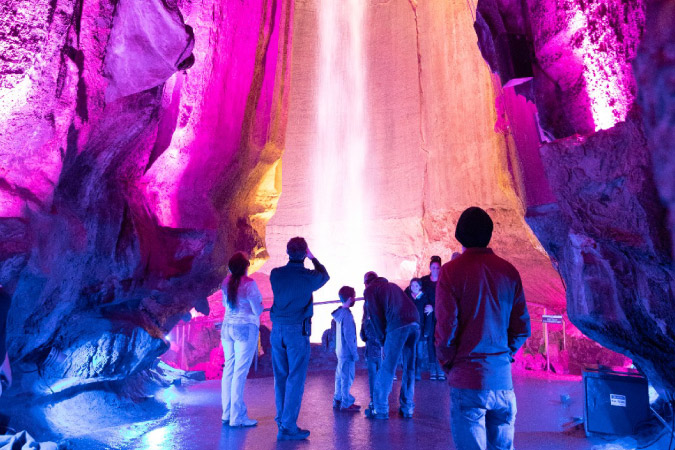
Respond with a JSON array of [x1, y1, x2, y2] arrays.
[[435, 207, 531, 450], [363, 271, 420, 419]]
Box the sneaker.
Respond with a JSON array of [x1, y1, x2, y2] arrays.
[[398, 409, 413, 419], [364, 408, 389, 420], [429, 373, 437, 380], [230, 418, 257, 427], [277, 427, 310, 441], [438, 372, 446, 381], [333, 400, 341, 409], [341, 403, 361, 412]]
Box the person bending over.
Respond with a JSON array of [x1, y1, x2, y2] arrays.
[[363, 271, 419, 419]]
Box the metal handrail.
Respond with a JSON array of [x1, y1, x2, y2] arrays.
[[260, 296, 366, 312]]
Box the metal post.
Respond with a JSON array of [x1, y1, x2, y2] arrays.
[[562, 316, 567, 351], [254, 335, 259, 372], [543, 307, 550, 372]]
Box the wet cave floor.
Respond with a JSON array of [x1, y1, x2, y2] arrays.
[[15, 371, 675, 450]]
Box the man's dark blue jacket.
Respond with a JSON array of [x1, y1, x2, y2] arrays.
[[270, 258, 330, 324]]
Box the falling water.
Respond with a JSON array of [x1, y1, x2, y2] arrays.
[[310, 0, 371, 338]]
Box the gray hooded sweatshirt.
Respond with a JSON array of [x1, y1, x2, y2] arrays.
[[332, 307, 359, 361]]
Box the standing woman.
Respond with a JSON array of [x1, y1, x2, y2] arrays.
[[221, 252, 263, 427]]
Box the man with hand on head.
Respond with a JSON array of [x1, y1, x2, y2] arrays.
[[270, 237, 329, 441]]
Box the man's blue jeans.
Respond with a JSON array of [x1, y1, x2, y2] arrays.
[[450, 388, 517, 450], [373, 323, 419, 415], [271, 323, 310, 432]]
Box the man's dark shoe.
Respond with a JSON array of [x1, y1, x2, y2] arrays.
[[364, 408, 389, 420], [277, 427, 310, 441], [341, 403, 361, 412], [398, 409, 413, 419], [332, 400, 341, 410]]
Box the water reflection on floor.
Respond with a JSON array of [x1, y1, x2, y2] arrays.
[[64, 371, 669, 450]]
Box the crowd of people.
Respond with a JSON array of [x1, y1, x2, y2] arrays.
[[219, 206, 532, 449]]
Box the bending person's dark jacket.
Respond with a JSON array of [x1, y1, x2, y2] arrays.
[[435, 248, 531, 390], [270, 258, 329, 324], [364, 277, 419, 344], [360, 312, 382, 359]]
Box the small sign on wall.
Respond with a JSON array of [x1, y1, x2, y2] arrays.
[[610, 394, 627, 407], [542, 314, 563, 324]]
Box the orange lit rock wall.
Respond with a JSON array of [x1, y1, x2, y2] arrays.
[[264, 0, 565, 312]]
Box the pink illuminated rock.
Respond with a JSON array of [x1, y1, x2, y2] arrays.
[[473, 0, 675, 393], [104, 0, 195, 102], [0, 0, 293, 394], [527, 120, 674, 392]]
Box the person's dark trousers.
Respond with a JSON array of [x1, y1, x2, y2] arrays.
[[415, 340, 426, 376], [426, 332, 441, 375], [271, 323, 310, 432], [366, 355, 382, 407], [373, 323, 420, 415]]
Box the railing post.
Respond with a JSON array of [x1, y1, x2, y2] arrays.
[[543, 307, 550, 372]]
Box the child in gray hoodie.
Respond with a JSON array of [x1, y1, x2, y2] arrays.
[[331, 286, 360, 411]]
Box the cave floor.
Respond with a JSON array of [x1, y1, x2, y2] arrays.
[[56, 371, 670, 450]]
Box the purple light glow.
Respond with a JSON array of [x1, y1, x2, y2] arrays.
[[564, 3, 643, 132]]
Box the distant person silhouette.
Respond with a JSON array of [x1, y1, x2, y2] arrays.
[[421, 255, 445, 380]]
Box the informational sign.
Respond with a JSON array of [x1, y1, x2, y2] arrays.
[[610, 394, 627, 407], [542, 314, 564, 324]]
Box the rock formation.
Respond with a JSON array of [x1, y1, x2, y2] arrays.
[[0, 0, 293, 394], [474, 0, 675, 393], [1, 0, 673, 406], [264, 0, 566, 314]]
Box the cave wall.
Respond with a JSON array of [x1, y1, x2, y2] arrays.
[[0, 0, 293, 393], [264, 0, 565, 313], [474, 0, 675, 392]]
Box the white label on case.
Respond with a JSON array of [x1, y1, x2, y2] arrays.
[[610, 394, 626, 407]]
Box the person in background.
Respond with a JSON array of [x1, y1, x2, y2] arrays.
[[405, 278, 428, 380], [360, 288, 383, 412], [331, 286, 360, 412], [221, 252, 263, 427], [270, 237, 329, 441], [421, 255, 445, 380], [363, 271, 420, 420], [435, 207, 531, 450]]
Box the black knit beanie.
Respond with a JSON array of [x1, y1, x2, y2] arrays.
[[455, 207, 493, 248]]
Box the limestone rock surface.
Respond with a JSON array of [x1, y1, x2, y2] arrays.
[[264, 0, 565, 320], [474, 0, 675, 392], [0, 0, 293, 393]]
